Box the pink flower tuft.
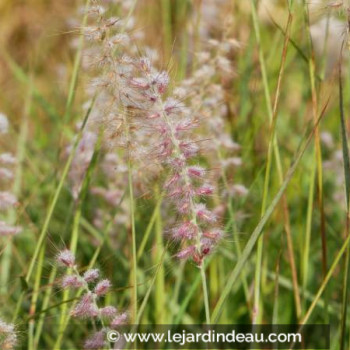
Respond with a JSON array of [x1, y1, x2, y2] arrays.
[[172, 222, 197, 240], [57, 249, 76, 268], [0, 113, 9, 134], [83, 269, 100, 283], [84, 330, 105, 350], [0, 168, 13, 180], [0, 318, 17, 349], [0, 221, 22, 236], [176, 245, 196, 260], [187, 166, 206, 178], [0, 192, 18, 210], [196, 184, 214, 196], [99, 306, 117, 318], [155, 71, 170, 94], [0, 153, 16, 165], [195, 203, 217, 223], [203, 229, 224, 242], [71, 293, 98, 318], [94, 279, 111, 296], [61, 275, 84, 289], [111, 312, 128, 327]]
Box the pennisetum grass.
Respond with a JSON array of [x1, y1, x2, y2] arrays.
[[80, 0, 242, 325]]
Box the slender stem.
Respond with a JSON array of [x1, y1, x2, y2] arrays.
[[63, 0, 91, 124], [303, 0, 329, 322], [122, 103, 137, 323], [128, 156, 138, 323], [200, 264, 211, 325], [300, 233, 350, 325], [302, 157, 316, 311]]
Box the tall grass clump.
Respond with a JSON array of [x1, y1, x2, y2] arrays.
[[79, 0, 245, 324]]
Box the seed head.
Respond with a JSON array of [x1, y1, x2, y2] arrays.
[[99, 306, 117, 318], [84, 330, 105, 350], [0, 221, 22, 236], [0, 168, 13, 181], [0, 192, 18, 210], [56, 250, 76, 268], [172, 222, 197, 240], [111, 312, 128, 327], [176, 245, 196, 260], [195, 203, 217, 223], [71, 293, 99, 318], [187, 166, 206, 178], [61, 275, 84, 289], [0, 113, 9, 134], [0, 153, 16, 165], [83, 269, 100, 283], [94, 279, 111, 296], [0, 318, 17, 350]]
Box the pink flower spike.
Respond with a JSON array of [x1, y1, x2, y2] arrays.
[[175, 119, 198, 133], [99, 306, 117, 319], [0, 221, 22, 236], [0, 113, 9, 134], [56, 250, 76, 268], [147, 112, 160, 119], [176, 245, 196, 260], [164, 98, 183, 114], [84, 330, 105, 350], [172, 222, 197, 240], [187, 166, 205, 178], [0, 153, 16, 165], [83, 269, 100, 283], [179, 141, 199, 159], [0, 192, 18, 210], [139, 57, 151, 72], [94, 279, 111, 296], [129, 77, 149, 90], [61, 275, 84, 289], [196, 184, 214, 196], [0, 318, 17, 349], [0, 168, 13, 180], [203, 229, 224, 242], [200, 239, 212, 257], [195, 203, 217, 223], [111, 312, 128, 327], [71, 293, 98, 318], [164, 173, 181, 189], [155, 71, 170, 94]]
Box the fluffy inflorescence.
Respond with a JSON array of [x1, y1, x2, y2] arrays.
[[0, 318, 17, 350], [0, 114, 21, 237], [82, 1, 238, 265], [56, 249, 127, 349], [175, 37, 248, 203]]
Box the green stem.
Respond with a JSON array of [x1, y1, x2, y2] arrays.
[[200, 264, 211, 325], [128, 155, 138, 323]]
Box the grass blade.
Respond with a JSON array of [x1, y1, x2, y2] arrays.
[[338, 46, 350, 350], [211, 101, 329, 323]]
